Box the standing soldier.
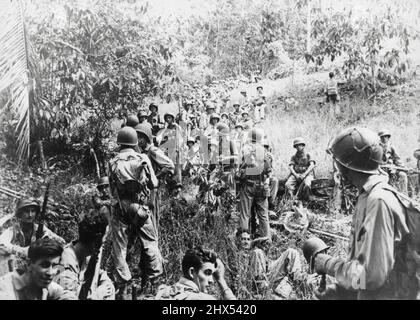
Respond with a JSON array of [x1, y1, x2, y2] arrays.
[[378, 129, 408, 194], [262, 138, 279, 211], [305, 126, 419, 299], [199, 103, 216, 132], [108, 126, 162, 298], [325, 71, 340, 116], [147, 102, 164, 137], [230, 100, 243, 127], [134, 123, 175, 237], [253, 85, 266, 121], [285, 137, 316, 200], [137, 109, 152, 130], [121, 114, 140, 128], [238, 128, 272, 239], [241, 111, 254, 131], [204, 113, 221, 138]]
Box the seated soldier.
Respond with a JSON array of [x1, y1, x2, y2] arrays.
[[285, 137, 316, 200], [0, 198, 65, 273], [54, 211, 115, 300], [378, 129, 408, 194], [155, 247, 236, 300], [0, 238, 76, 300]]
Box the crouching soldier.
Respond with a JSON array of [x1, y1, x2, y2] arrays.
[[285, 137, 315, 200], [155, 247, 236, 300], [108, 127, 163, 298], [0, 238, 76, 300], [0, 198, 65, 274], [54, 210, 114, 300]]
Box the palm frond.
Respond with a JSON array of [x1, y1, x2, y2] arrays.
[[0, 0, 31, 162]]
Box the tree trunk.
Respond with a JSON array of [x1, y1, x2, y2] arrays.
[[37, 140, 47, 170], [306, 0, 312, 53]]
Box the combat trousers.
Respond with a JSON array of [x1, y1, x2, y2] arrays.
[[269, 176, 279, 208], [285, 174, 314, 199], [110, 205, 163, 284], [149, 188, 161, 238], [239, 181, 270, 238]]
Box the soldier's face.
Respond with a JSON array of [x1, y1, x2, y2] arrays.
[[257, 88, 263, 94], [138, 134, 148, 148], [296, 144, 305, 152], [18, 206, 38, 223], [166, 117, 174, 124], [381, 136, 390, 144], [28, 256, 61, 289], [193, 262, 216, 293], [240, 232, 251, 250], [187, 142, 194, 149], [97, 185, 110, 198], [139, 116, 147, 123]]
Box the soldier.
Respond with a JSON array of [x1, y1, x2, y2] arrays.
[[230, 100, 243, 127], [0, 238, 76, 300], [0, 198, 65, 273], [305, 126, 419, 299], [253, 85, 266, 121], [204, 113, 220, 138], [137, 109, 152, 129], [121, 114, 140, 128], [220, 113, 230, 126], [147, 102, 164, 137], [107, 126, 162, 297], [241, 111, 254, 130], [378, 129, 408, 194], [285, 137, 316, 200], [325, 71, 340, 116], [262, 138, 279, 211], [183, 137, 202, 177], [239, 88, 251, 112], [135, 123, 175, 235], [198, 102, 216, 131], [232, 123, 246, 157], [155, 247, 236, 300], [54, 211, 115, 300], [238, 128, 272, 239]]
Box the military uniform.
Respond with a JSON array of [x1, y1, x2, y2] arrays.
[[54, 242, 115, 300], [285, 151, 315, 199], [380, 141, 408, 193], [0, 271, 76, 300]]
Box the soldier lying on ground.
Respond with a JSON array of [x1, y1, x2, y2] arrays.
[[155, 247, 236, 300], [0, 238, 76, 300], [54, 211, 115, 300]]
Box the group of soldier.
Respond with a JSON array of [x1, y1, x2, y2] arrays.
[[0, 77, 419, 300]]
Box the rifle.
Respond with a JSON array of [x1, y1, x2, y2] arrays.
[[381, 164, 420, 174], [36, 180, 51, 240], [78, 230, 108, 300]]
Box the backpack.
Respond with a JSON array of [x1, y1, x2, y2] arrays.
[[327, 80, 338, 95], [375, 183, 420, 266]]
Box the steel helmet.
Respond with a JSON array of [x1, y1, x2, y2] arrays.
[[97, 176, 109, 187], [164, 112, 175, 122], [206, 103, 215, 110], [117, 126, 138, 146], [327, 127, 384, 174], [137, 109, 149, 118], [262, 138, 269, 147], [149, 102, 158, 111], [256, 85, 263, 90], [221, 113, 229, 119], [248, 128, 264, 143], [378, 129, 391, 138], [125, 114, 140, 128], [302, 237, 329, 264], [242, 110, 249, 116], [217, 123, 230, 135], [134, 123, 153, 143], [210, 113, 220, 121], [16, 198, 40, 215], [293, 137, 306, 147], [414, 149, 420, 160], [235, 123, 244, 129], [232, 99, 240, 106]]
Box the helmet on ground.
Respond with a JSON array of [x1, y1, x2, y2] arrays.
[[125, 114, 139, 128], [302, 237, 329, 264], [149, 102, 158, 111], [164, 113, 175, 122], [327, 127, 383, 174], [378, 129, 391, 138], [327, 126, 383, 174], [210, 113, 220, 121], [16, 198, 40, 216], [117, 126, 138, 146], [293, 137, 306, 147], [248, 128, 264, 143], [97, 176, 109, 187], [134, 123, 153, 143]]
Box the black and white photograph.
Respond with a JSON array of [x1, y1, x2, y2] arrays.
[[0, 0, 419, 306]]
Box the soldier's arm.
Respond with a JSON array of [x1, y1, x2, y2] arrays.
[[315, 198, 395, 291], [0, 228, 29, 257], [150, 148, 175, 176], [303, 155, 316, 176], [391, 147, 403, 167], [48, 282, 78, 300]]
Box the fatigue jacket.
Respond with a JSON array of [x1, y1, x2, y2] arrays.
[[322, 175, 416, 299], [0, 271, 76, 300], [54, 242, 115, 300], [380, 142, 403, 166], [143, 144, 175, 179], [289, 151, 315, 174]]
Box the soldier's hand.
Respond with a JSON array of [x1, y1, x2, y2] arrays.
[[213, 258, 225, 282], [314, 283, 339, 300], [95, 283, 114, 300]]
